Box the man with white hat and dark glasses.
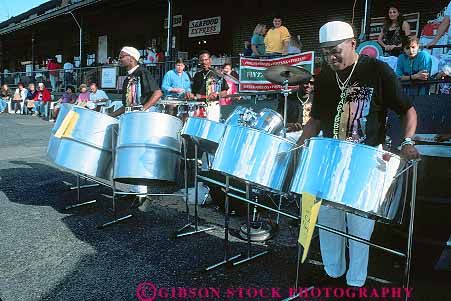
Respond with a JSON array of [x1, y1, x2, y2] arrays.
[[297, 21, 419, 287], [112, 46, 162, 116]]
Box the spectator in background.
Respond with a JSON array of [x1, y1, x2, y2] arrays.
[[156, 47, 165, 62], [264, 16, 290, 56], [243, 41, 253, 57], [13, 82, 28, 114], [47, 58, 61, 92], [89, 82, 109, 110], [0, 83, 11, 113], [146, 47, 157, 66], [396, 36, 433, 96], [288, 32, 303, 54], [221, 63, 240, 106], [425, 1, 451, 50], [26, 83, 38, 115], [377, 4, 411, 57], [251, 24, 267, 56], [33, 82, 52, 118], [161, 58, 193, 98], [53, 85, 77, 120], [75, 84, 91, 107], [63, 59, 74, 88]]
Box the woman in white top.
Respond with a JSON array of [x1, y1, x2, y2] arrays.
[[13, 82, 28, 114]]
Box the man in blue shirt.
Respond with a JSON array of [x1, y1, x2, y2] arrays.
[[396, 36, 433, 96], [89, 82, 110, 110], [161, 58, 193, 99]]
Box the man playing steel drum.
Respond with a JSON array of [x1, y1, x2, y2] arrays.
[[297, 21, 419, 287], [111, 46, 163, 204], [190, 50, 229, 121]]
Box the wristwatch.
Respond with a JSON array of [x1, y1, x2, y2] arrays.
[[401, 137, 415, 147]]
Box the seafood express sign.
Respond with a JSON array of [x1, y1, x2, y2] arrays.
[[188, 16, 221, 37]]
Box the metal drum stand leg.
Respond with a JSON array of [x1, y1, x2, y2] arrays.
[[206, 176, 241, 271], [233, 183, 269, 266], [176, 139, 215, 238], [64, 173, 97, 210], [68, 173, 100, 190], [97, 125, 134, 229]]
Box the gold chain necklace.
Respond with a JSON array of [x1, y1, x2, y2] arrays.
[[332, 55, 359, 139]]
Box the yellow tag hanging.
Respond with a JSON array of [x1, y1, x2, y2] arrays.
[[54, 111, 79, 138], [298, 192, 322, 263]]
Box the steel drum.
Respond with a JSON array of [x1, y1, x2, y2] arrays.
[[113, 111, 182, 185], [181, 117, 227, 154], [225, 106, 257, 127], [212, 125, 298, 193], [290, 137, 404, 222], [254, 108, 284, 135], [53, 106, 119, 180], [47, 103, 73, 162]]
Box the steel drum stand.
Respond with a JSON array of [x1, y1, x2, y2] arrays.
[[175, 139, 215, 238], [232, 183, 270, 266], [282, 160, 419, 300], [205, 176, 242, 271], [64, 173, 104, 210]]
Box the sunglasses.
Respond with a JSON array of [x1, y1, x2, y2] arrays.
[[304, 81, 315, 85]]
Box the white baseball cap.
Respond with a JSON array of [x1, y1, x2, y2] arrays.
[[120, 46, 140, 62], [319, 21, 354, 48]]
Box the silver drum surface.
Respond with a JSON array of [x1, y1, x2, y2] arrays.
[[181, 117, 227, 154], [254, 108, 284, 135], [113, 111, 182, 185], [290, 137, 403, 222], [212, 125, 297, 193], [53, 106, 118, 180], [47, 103, 73, 162]]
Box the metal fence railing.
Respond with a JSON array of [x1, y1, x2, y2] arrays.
[[0, 56, 243, 94]]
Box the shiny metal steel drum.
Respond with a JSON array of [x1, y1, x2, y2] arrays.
[[53, 106, 118, 180], [47, 103, 73, 162], [225, 106, 257, 127], [181, 117, 227, 154], [290, 137, 404, 222], [113, 111, 182, 185], [254, 108, 284, 135], [212, 125, 298, 192]]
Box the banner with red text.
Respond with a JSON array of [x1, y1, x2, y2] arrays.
[[239, 52, 314, 92]]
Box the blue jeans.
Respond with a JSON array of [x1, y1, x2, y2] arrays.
[[0, 98, 6, 112]]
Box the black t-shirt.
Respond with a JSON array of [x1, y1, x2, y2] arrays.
[[191, 68, 229, 96], [311, 55, 412, 146], [121, 66, 160, 107]]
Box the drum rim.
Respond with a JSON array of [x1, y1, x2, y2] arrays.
[[308, 137, 401, 160], [225, 124, 297, 145], [119, 110, 183, 126]]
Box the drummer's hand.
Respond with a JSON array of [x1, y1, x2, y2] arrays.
[[401, 144, 420, 160], [208, 92, 218, 100], [436, 133, 451, 142]]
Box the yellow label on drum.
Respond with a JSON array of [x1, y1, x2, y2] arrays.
[[54, 111, 79, 138], [62, 112, 79, 138]]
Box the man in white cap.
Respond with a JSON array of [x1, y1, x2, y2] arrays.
[[112, 46, 163, 205], [112, 46, 162, 117], [297, 21, 419, 287]]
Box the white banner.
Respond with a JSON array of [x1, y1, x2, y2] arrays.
[[188, 16, 221, 37]]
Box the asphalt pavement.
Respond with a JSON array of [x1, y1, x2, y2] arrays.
[[0, 113, 449, 301]]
